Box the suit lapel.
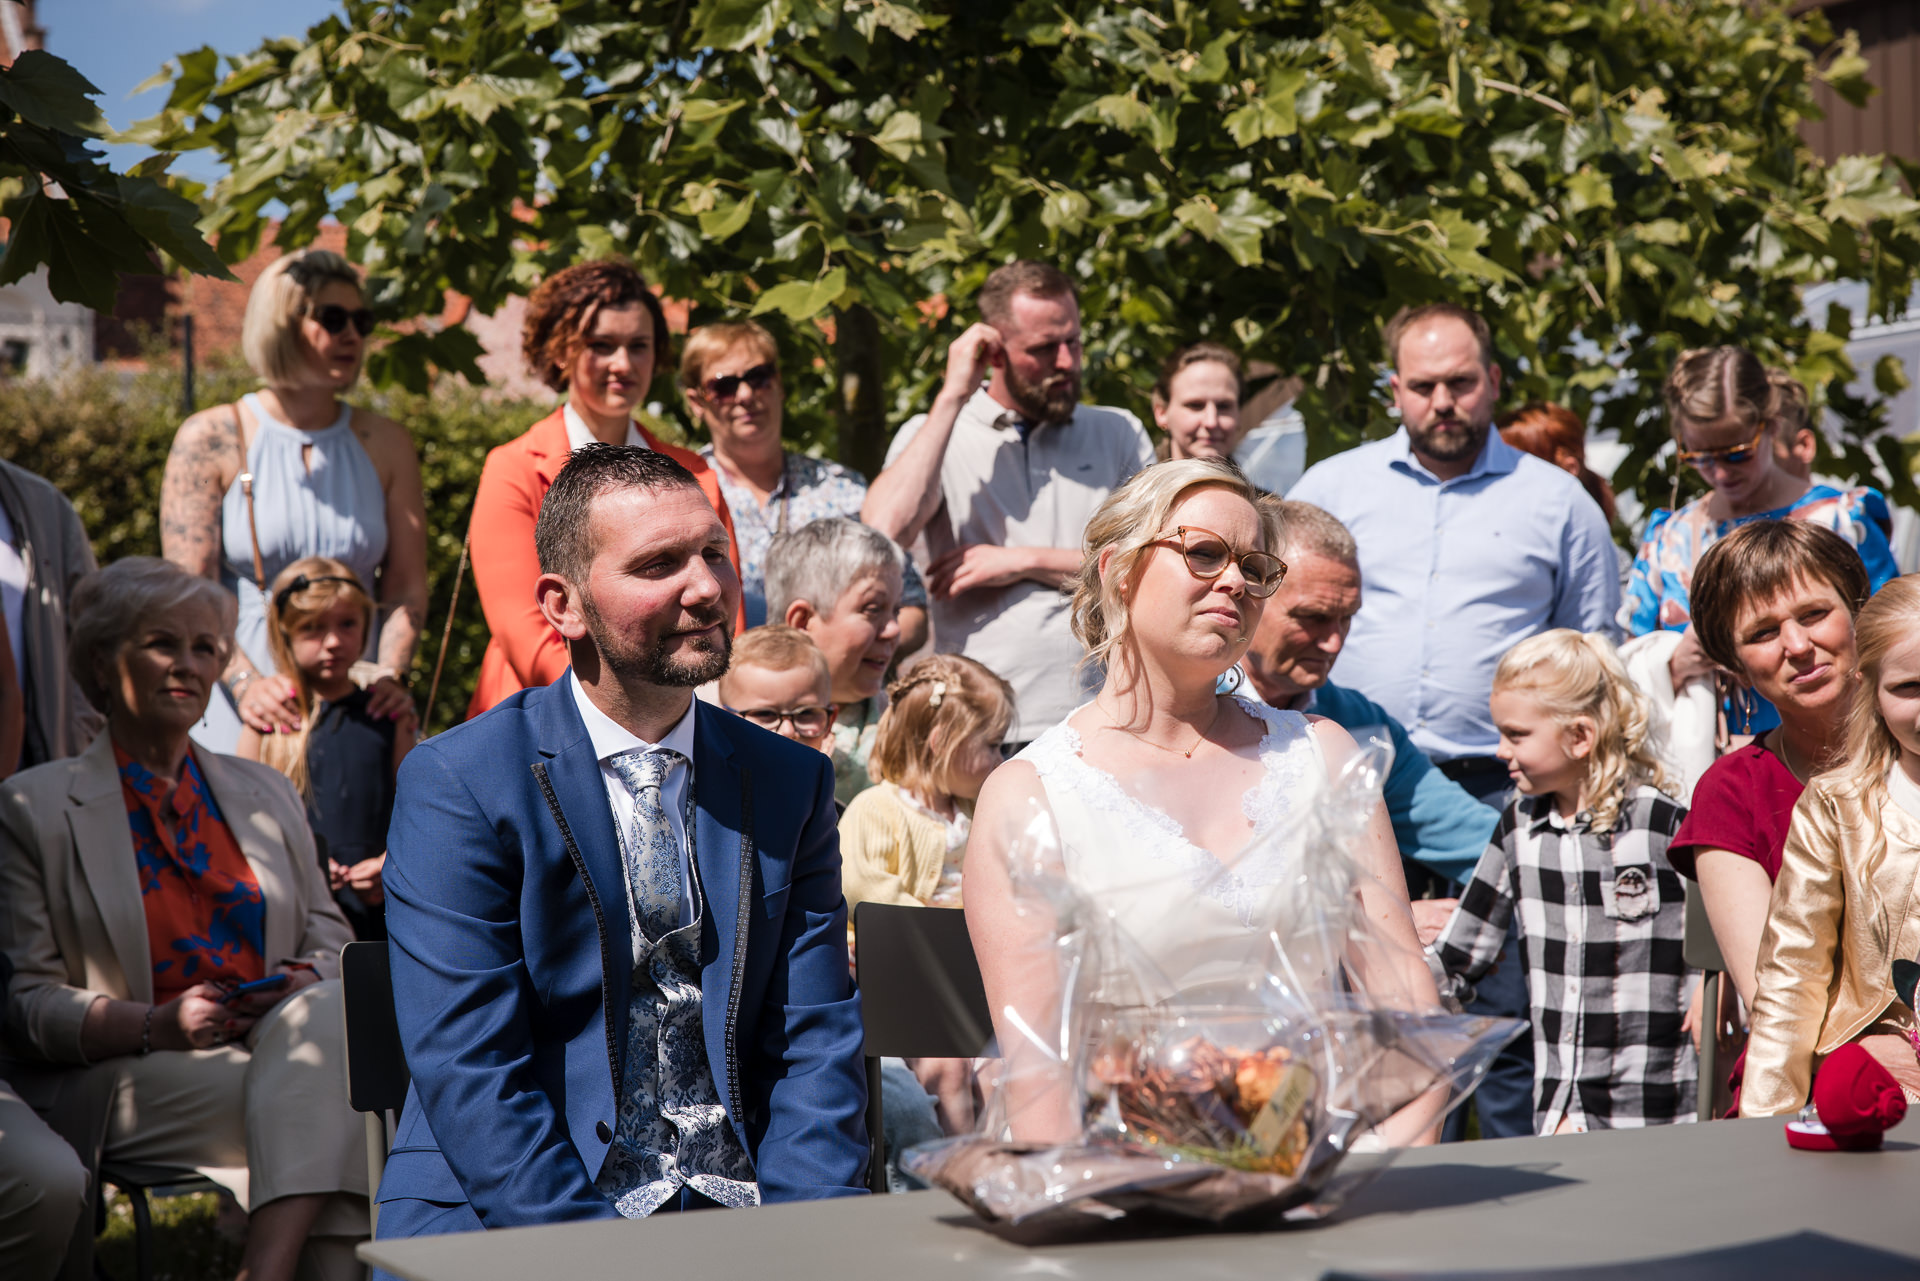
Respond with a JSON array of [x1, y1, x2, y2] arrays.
[[693, 704, 747, 954], [534, 680, 632, 963], [65, 736, 149, 1003], [195, 750, 299, 967]]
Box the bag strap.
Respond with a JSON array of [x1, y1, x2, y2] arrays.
[[229, 402, 267, 594]]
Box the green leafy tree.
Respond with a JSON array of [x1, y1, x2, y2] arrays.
[[0, 49, 229, 309], [129, 0, 1920, 507]]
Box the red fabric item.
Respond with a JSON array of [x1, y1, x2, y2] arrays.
[[465, 409, 743, 719], [1785, 1043, 1908, 1151], [1669, 743, 1803, 882]]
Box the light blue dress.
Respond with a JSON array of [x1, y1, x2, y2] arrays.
[[193, 393, 387, 752]]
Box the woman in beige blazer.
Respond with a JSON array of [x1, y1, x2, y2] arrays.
[[1743, 577, 1920, 1117], [0, 558, 365, 1281]]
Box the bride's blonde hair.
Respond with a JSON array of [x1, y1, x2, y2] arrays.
[[1068, 458, 1278, 675], [1493, 629, 1674, 830]]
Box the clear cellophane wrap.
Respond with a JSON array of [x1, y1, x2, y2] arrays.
[[902, 735, 1525, 1226]]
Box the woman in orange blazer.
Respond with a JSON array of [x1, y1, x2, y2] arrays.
[[468, 260, 740, 717]]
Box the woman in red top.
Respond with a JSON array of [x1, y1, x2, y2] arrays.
[[467, 259, 740, 717], [1671, 520, 1871, 1010]]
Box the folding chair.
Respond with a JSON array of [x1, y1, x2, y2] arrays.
[[97, 1160, 221, 1281], [1683, 886, 1729, 1122], [340, 941, 409, 1233], [852, 903, 995, 1194]]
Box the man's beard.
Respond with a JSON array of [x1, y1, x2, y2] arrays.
[[1003, 360, 1081, 427], [1407, 411, 1490, 463], [583, 596, 732, 688]]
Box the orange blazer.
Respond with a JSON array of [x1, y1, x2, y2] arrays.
[[466, 409, 742, 719]]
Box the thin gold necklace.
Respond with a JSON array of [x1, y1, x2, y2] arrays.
[[1104, 699, 1221, 759]]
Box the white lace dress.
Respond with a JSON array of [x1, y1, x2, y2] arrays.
[[1014, 697, 1325, 1000]]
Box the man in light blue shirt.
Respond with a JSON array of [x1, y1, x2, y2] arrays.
[[1288, 303, 1620, 797]]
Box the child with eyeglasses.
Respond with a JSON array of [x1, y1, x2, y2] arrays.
[[1626, 346, 1895, 722], [238, 557, 413, 940], [717, 624, 839, 757]]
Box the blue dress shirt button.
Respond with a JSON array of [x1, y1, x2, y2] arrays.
[[596, 1120, 613, 1143]]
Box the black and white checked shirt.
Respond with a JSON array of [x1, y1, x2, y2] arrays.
[[1435, 785, 1697, 1134]]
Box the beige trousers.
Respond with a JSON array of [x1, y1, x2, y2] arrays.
[[12, 979, 369, 1281], [0, 1075, 89, 1281]]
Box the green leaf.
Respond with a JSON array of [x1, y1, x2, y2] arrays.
[[698, 191, 756, 241], [0, 50, 106, 137], [1875, 353, 1910, 398], [751, 266, 848, 321], [692, 0, 790, 50], [679, 98, 744, 124], [1173, 191, 1277, 267]]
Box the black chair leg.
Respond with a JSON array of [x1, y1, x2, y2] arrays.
[[126, 1186, 153, 1281], [866, 1056, 886, 1195]]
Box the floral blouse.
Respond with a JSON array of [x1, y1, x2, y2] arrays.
[[118, 747, 266, 1003]]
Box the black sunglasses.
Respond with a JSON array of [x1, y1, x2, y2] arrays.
[[273, 574, 361, 613], [311, 303, 376, 337], [703, 362, 777, 400]]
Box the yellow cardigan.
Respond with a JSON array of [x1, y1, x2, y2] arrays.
[[840, 783, 959, 944], [1741, 773, 1920, 1117]]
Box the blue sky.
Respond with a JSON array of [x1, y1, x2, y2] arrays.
[[60, 0, 343, 180]]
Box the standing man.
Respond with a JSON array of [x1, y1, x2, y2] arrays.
[[0, 459, 100, 769], [1288, 302, 1620, 1140], [377, 445, 865, 1245], [863, 261, 1153, 747]]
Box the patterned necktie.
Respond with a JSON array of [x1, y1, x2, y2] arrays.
[[608, 748, 685, 941]]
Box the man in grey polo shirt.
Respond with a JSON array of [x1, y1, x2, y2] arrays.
[[864, 261, 1153, 745]]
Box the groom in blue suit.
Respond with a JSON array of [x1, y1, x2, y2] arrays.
[[375, 444, 867, 1240]]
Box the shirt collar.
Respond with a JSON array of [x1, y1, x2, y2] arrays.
[[700, 443, 793, 499], [569, 671, 697, 764], [1386, 425, 1521, 484], [1523, 792, 1590, 835], [563, 402, 647, 452]]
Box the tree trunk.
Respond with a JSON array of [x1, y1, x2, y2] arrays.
[[834, 303, 887, 481]]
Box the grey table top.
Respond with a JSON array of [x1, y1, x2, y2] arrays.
[[360, 1117, 1920, 1280]]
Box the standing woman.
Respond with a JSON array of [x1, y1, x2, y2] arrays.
[[466, 258, 739, 718], [160, 250, 425, 749]]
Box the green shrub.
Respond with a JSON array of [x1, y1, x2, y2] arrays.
[[4, 358, 545, 735]]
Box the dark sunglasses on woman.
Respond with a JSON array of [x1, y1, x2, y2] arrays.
[[704, 362, 777, 400], [311, 303, 377, 337]]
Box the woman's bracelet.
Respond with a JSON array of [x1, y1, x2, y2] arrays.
[[228, 670, 256, 700], [140, 1005, 156, 1056]]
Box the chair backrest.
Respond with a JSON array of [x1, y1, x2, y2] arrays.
[[1683, 884, 1726, 972], [341, 940, 410, 1113], [854, 903, 994, 1060]]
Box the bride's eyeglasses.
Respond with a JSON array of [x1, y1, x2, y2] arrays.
[[1148, 526, 1287, 598]]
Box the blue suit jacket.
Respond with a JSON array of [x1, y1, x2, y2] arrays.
[[375, 677, 867, 1235]]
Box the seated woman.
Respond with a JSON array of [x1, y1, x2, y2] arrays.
[[1743, 574, 1920, 1113], [964, 458, 1442, 1144], [1671, 521, 1869, 1013], [0, 558, 362, 1281]]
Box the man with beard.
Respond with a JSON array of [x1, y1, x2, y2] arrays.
[[1287, 303, 1618, 1142], [374, 445, 866, 1251], [864, 261, 1153, 747]]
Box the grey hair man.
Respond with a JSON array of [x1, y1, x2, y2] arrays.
[[862, 261, 1153, 745]]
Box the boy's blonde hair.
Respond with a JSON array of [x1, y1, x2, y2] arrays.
[[720, 624, 830, 692], [261, 556, 376, 798], [1828, 575, 1920, 814], [868, 654, 1016, 801], [1493, 629, 1673, 830]]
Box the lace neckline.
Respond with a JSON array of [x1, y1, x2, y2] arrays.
[[1026, 697, 1320, 925]]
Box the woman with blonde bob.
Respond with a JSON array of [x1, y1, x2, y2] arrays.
[[159, 249, 426, 749], [1742, 576, 1920, 1115], [963, 458, 1444, 1144]]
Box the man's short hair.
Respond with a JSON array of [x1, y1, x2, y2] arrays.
[[522, 258, 672, 393], [977, 260, 1077, 330], [1384, 302, 1495, 370], [535, 443, 704, 585], [763, 517, 903, 620], [1688, 519, 1871, 674], [723, 624, 831, 688], [1265, 499, 1357, 568]]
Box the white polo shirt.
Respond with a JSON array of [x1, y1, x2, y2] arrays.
[[887, 387, 1153, 740]]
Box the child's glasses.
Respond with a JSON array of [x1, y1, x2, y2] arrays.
[[1149, 526, 1287, 598], [728, 704, 836, 736]]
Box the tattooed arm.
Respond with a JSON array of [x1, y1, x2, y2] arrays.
[[358, 410, 428, 675]]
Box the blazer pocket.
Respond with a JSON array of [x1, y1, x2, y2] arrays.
[[762, 882, 790, 920]]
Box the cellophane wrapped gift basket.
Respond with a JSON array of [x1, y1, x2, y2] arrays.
[[903, 738, 1524, 1226]]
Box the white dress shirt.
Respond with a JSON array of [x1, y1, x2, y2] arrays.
[[0, 501, 25, 692], [564, 402, 649, 451], [569, 673, 698, 951]]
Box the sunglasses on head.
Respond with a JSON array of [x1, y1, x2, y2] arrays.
[[272, 574, 360, 614], [1151, 525, 1288, 598], [1677, 424, 1768, 471], [702, 362, 777, 400], [310, 303, 376, 337]]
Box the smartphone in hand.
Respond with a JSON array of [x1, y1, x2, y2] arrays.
[[218, 973, 290, 1006]]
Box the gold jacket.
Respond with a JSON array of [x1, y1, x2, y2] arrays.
[[1740, 774, 1920, 1117]]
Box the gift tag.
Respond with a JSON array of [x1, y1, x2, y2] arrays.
[[1248, 1062, 1316, 1161]]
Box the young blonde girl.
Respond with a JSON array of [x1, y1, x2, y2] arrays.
[[1743, 576, 1920, 1115], [239, 556, 412, 940], [840, 653, 1015, 933], [1434, 629, 1695, 1135]]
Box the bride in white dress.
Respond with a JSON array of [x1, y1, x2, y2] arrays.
[[963, 458, 1444, 1144]]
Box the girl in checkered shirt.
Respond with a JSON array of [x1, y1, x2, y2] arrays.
[[1434, 629, 1696, 1135]]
